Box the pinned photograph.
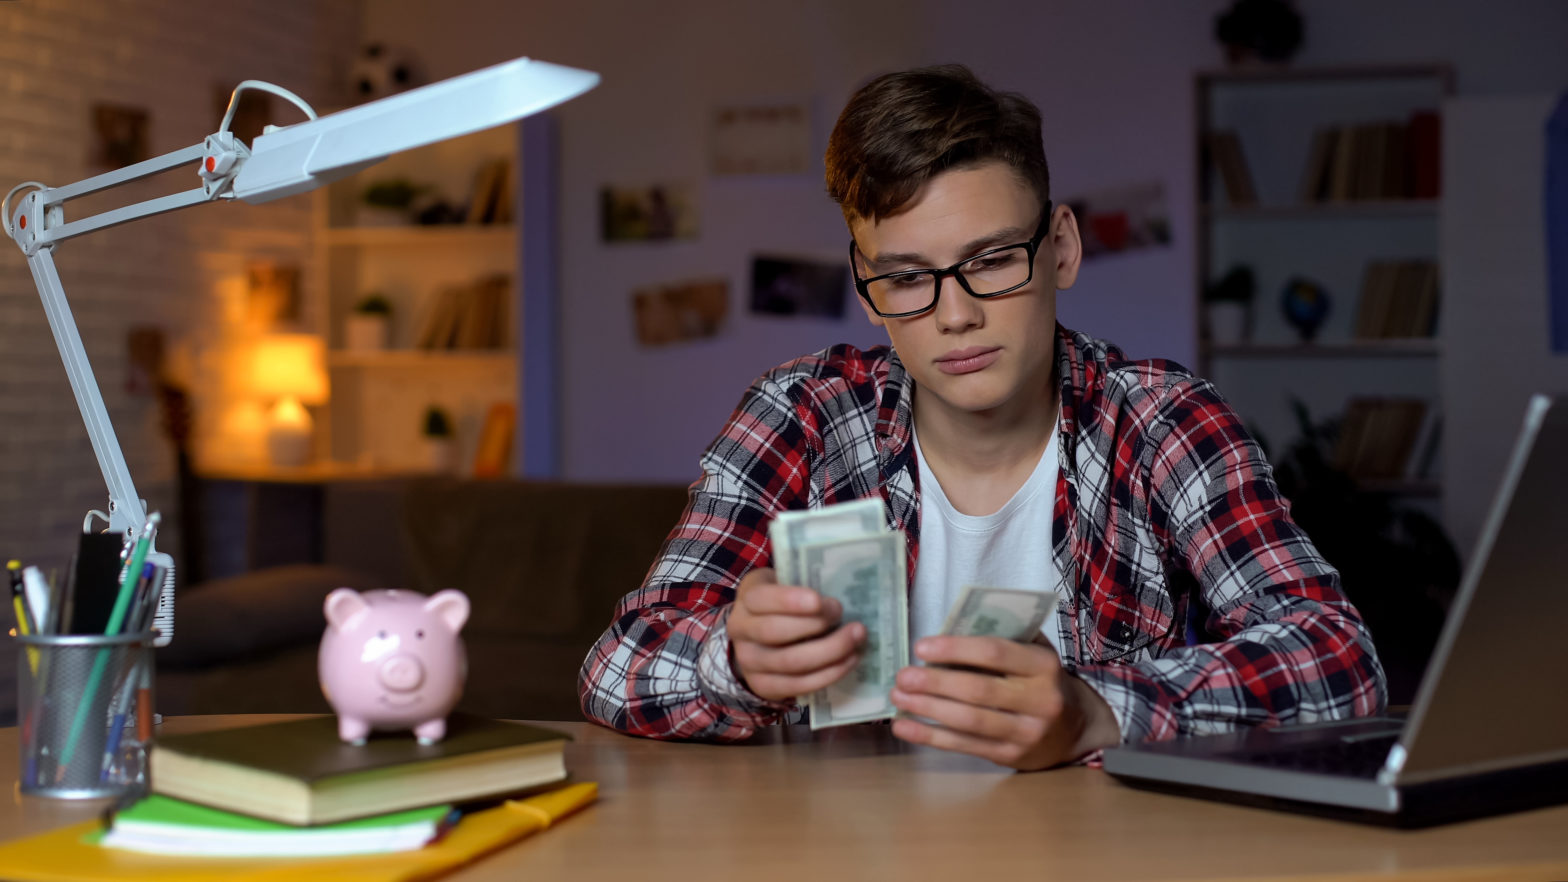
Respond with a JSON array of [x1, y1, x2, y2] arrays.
[[750, 255, 848, 319], [633, 278, 729, 346], [601, 183, 698, 242], [1064, 180, 1172, 260], [711, 102, 812, 175], [246, 260, 302, 330], [92, 103, 150, 170]]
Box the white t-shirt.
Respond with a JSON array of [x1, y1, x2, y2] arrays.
[[909, 419, 1064, 655]]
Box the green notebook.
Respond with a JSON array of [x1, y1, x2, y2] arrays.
[[150, 713, 570, 826], [99, 795, 454, 857]]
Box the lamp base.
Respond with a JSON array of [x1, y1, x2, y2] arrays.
[[267, 427, 312, 468]]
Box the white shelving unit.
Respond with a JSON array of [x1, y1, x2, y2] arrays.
[[313, 123, 520, 474], [1195, 65, 1452, 499]]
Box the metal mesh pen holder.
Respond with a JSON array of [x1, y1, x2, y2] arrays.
[[16, 631, 156, 799]]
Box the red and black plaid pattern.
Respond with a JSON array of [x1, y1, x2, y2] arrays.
[[578, 325, 1387, 743]]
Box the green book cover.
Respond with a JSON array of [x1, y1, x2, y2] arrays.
[[115, 795, 452, 833], [152, 713, 569, 783]]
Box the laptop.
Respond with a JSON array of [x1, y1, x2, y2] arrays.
[[1101, 394, 1568, 827]]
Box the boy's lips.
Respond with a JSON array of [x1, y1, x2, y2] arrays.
[[935, 346, 1001, 375]]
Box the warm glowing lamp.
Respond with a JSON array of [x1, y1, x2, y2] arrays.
[[248, 334, 328, 467]]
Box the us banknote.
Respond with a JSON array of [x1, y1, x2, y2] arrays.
[[799, 531, 908, 729], [938, 585, 1059, 642]]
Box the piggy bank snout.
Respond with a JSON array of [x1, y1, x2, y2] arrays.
[[379, 654, 426, 692]]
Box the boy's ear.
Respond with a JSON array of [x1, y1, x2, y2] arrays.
[[1051, 203, 1084, 291]]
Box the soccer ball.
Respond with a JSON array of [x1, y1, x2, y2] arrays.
[[350, 43, 421, 101]]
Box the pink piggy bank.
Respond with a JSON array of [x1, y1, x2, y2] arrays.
[[319, 588, 470, 745]]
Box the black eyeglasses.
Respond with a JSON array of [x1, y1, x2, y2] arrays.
[[849, 203, 1053, 318]]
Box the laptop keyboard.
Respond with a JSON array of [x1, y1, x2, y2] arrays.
[[1233, 733, 1399, 778]]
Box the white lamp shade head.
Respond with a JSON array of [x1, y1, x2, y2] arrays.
[[233, 57, 600, 204]]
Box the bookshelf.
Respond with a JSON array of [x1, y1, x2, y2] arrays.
[[313, 123, 520, 473], [1194, 64, 1452, 499]]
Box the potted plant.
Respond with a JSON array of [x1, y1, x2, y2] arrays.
[[345, 293, 392, 352], [1204, 265, 1255, 346], [421, 405, 457, 473]]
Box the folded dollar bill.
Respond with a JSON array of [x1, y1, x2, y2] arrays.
[[938, 585, 1059, 642]]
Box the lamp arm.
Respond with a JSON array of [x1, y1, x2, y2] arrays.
[[24, 246, 147, 539]]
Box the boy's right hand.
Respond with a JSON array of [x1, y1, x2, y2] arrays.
[[728, 567, 867, 704]]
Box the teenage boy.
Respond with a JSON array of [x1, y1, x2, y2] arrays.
[[579, 64, 1385, 770]]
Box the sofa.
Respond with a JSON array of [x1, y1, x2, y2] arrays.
[[154, 478, 691, 723]]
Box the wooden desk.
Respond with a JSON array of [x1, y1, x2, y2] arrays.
[[4, 716, 1568, 881]]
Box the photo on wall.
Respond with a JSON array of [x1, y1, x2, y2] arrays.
[[750, 255, 849, 319], [633, 277, 729, 347], [1063, 180, 1172, 260], [710, 102, 812, 175], [601, 183, 698, 242], [246, 260, 303, 330], [91, 103, 150, 170]]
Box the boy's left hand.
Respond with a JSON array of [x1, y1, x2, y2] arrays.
[[889, 636, 1121, 770]]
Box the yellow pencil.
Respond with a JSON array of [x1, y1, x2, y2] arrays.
[[13, 593, 38, 676]]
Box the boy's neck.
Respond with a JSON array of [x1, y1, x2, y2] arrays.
[[912, 368, 1060, 516]]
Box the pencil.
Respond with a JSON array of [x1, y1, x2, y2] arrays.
[[9, 560, 37, 676]]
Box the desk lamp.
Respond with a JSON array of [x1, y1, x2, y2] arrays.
[[4, 57, 600, 645], [248, 334, 329, 467]]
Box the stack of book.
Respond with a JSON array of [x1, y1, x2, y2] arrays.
[[413, 273, 511, 351], [1353, 259, 1440, 339], [103, 713, 570, 857]]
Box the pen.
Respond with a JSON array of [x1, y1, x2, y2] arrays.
[[101, 655, 141, 782], [56, 513, 159, 781]]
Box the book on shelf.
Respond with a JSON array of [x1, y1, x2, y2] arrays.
[[1333, 397, 1431, 482], [472, 401, 516, 478], [1205, 129, 1257, 205], [1300, 110, 1441, 203], [149, 713, 570, 826], [1352, 259, 1440, 339], [102, 794, 454, 857], [414, 273, 512, 351], [465, 157, 512, 225]]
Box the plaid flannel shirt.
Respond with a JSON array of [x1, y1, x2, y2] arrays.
[[578, 325, 1387, 744]]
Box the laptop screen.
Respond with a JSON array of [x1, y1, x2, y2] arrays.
[[1393, 395, 1568, 783]]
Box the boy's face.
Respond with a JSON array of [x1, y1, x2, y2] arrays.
[[849, 161, 1080, 423]]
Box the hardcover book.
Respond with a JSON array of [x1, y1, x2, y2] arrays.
[[150, 713, 569, 825]]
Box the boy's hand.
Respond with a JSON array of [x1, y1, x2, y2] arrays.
[[728, 567, 867, 703], [889, 635, 1121, 770]]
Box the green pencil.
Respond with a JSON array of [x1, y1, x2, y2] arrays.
[[56, 514, 159, 781]]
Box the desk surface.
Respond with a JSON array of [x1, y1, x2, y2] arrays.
[[4, 716, 1568, 881]]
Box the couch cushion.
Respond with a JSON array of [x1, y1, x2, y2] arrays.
[[157, 564, 383, 667]]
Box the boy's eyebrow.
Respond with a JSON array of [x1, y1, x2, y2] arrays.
[[864, 224, 1032, 270]]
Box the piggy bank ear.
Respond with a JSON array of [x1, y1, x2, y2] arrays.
[[424, 589, 470, 632], [324, 588, 370, 629]]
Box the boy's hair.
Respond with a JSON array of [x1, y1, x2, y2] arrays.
[[825, 64, 1051, 223]]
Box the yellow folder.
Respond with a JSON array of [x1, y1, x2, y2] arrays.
[[0, 781, 596, 882]]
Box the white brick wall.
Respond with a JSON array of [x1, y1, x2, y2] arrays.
[[0, 0, 360, 720]]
